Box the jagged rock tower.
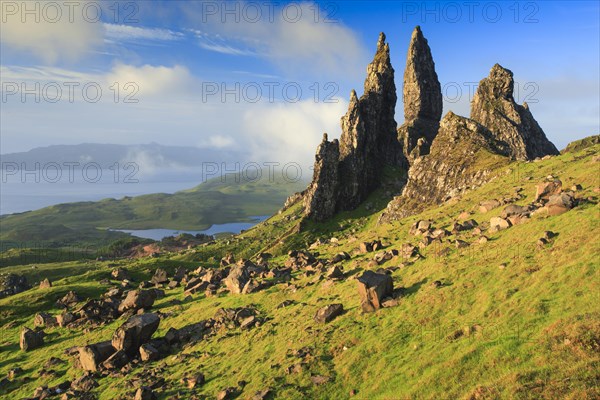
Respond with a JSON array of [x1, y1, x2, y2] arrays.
[[397, 26, 443, 163], [304, 32, 404, 221], [303, 27, 560, 224], [470, 64, 559, 160]]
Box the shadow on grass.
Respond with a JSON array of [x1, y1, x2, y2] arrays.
[[401, 279, 428, 297]]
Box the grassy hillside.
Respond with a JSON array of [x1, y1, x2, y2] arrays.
[[0, 142, 598, 399], [0, 172, 306, 252]]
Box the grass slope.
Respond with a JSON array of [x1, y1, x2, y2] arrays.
[[0, 142, 598, 399]]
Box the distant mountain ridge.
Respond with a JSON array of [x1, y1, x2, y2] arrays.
[[0, 143, 249, 168]]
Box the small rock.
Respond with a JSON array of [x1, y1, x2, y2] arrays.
[[20, 327, 44, 351], [39, 278, 52, 289], [134, 386, 157, 400], [139, 343, 160, 362], [314, 304, 343, 323]]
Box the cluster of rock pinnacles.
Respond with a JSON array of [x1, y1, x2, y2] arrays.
[[300, 26, 558, 222]]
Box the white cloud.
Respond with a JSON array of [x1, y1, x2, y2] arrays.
[[182, 2, 367, 79], [103, 23, 183, 42], [105, 64, 195, 97], [1, 63, 196, 101], [190, 30, 256, 56], [197, 135, 236, 149], [0, 0, 104, 63], [242, 98, 348, 166]]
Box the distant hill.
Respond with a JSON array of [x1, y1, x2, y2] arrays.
[[0, 143, 248, 169], [0, 170, 307, 251]]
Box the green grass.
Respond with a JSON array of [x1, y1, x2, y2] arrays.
[[0, 143, 598, 399]]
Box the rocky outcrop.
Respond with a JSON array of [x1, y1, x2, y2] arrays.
[[382, 112, 511, 220], [303, 134, 340, 221], [0, 273, 30, 298], [398, 26, 443, 162], [303, 32, 405, 221], [470, 64, 559, 160], [337, 32, 403, 209]]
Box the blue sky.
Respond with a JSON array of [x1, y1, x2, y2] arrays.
[[1, 0, 598, 167]]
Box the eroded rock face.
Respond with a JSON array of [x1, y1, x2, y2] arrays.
[[398, 25, 443, 162], [303, 32, 405, 221], [382, 112, 511, 220], [470, 64, 559, 160], [337, 32, 403, 210], [303, 134, 340, 221]]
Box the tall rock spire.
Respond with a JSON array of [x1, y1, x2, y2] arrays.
[[470, 64, 559, 160], [303, 32, 405, 221], [398, 26, 442, 163], [337, 31, 402, 210]]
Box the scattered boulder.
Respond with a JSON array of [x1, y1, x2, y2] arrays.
[[139, 343, 160, 362], [111, 268, 130, 281], [314, 304, 344, 323], [285, 250, 317, 268], [220, 253, 236, 267], [330, 252, 351, 264], [57, 291, 80, 308], [535, 180, 562, 202], [78, 341, 115, 372], [489, 217, 511, 232], [501, 204, 529, 219], [311, 375, 331, 385], [358, 240, 383, 253], [134, 386, 157, 400], [545, 192, 575, 215], [20, 327, 44, 351], [223, 264, 250, 294], [71, 373, 99, 392], [479, 199, 501, 213], [401, 244, 418, 259], [240, 316, 256, 330], [118, 289, 156, 313], [39, 278, 52, 289], [151, 268, 169, 285], [0, 273, 30, 298], [173, 267, 187, 282], [8, 367, 23, 380], [100, 349, 129, 370], [112, 313, 160, 356], [241, 279, 262, 294], [217, 387, 239, 400], [34, 312, 58, 328], [357, 271, 393, 312], [181, 373, 205, 389], [251, 389, 273, 400], [326, 266, 345, 280]]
